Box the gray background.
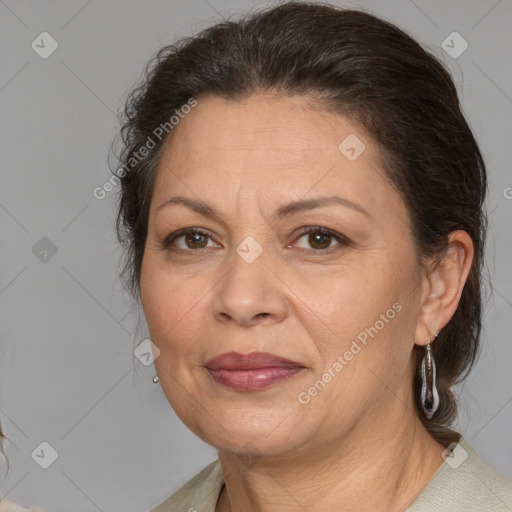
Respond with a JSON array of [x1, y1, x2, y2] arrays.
[[0, 0, 511, 510]]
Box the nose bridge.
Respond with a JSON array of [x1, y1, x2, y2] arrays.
[[209, 178, 290, 325], [212, 232, 288, 326]]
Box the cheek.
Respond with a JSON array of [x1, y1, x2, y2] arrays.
[[294, 264, 399, 341], [140, 260, 210, 357], [303, 264, 412, 392]]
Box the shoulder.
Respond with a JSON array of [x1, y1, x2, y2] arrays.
[[407, 436, 512, 511], [0, 498, 44, 512], [149, 459, 224, 512]]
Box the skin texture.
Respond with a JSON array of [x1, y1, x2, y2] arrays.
[[140, 91, 474, 512]]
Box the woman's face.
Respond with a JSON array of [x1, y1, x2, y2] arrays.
[[140, 92, 427, 457]]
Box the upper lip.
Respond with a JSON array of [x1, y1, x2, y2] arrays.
[[205, 351, 304, 370]]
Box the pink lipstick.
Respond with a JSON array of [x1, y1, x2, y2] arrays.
[[205, 351, 305, 391]]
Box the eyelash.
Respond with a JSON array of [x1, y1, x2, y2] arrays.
[[161, 226, 349, 254]]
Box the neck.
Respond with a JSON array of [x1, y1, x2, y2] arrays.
[[216, 400, 445, 512]]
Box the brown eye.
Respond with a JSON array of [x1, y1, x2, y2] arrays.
[[307, 231, 332, 250], [294, 227, 348, 251], [184, 232, 209, 249], [162, 228, 217, 251]]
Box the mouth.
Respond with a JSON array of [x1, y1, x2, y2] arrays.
[[204, 351, 306, 391]]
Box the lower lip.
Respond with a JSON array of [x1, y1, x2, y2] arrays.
[[206, 366, 304, 391]]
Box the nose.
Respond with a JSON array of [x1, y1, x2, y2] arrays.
[[212, 247, 289, 328]]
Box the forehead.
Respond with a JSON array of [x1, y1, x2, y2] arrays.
[[150, 92, 405, 223]]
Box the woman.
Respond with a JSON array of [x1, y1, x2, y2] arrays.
[[113, 2, 512, 511]]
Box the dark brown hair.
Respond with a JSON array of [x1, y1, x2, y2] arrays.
[[0, 423, 11, 472], [112, 1, 488, 446]]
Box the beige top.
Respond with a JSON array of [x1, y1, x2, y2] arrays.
[[149, 437, 512, 512], [0, 498, 43, 512]]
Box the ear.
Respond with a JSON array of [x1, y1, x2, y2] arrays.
[[414, 230, 474, 346]]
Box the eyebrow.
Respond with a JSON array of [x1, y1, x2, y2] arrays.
[[156, 195, 374, 222]]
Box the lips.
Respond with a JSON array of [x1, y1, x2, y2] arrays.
[[205, 351, 305, 391]]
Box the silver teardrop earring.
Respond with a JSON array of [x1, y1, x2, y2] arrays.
[[420, 328, 440, 420], [152, 375, 159, 384]]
